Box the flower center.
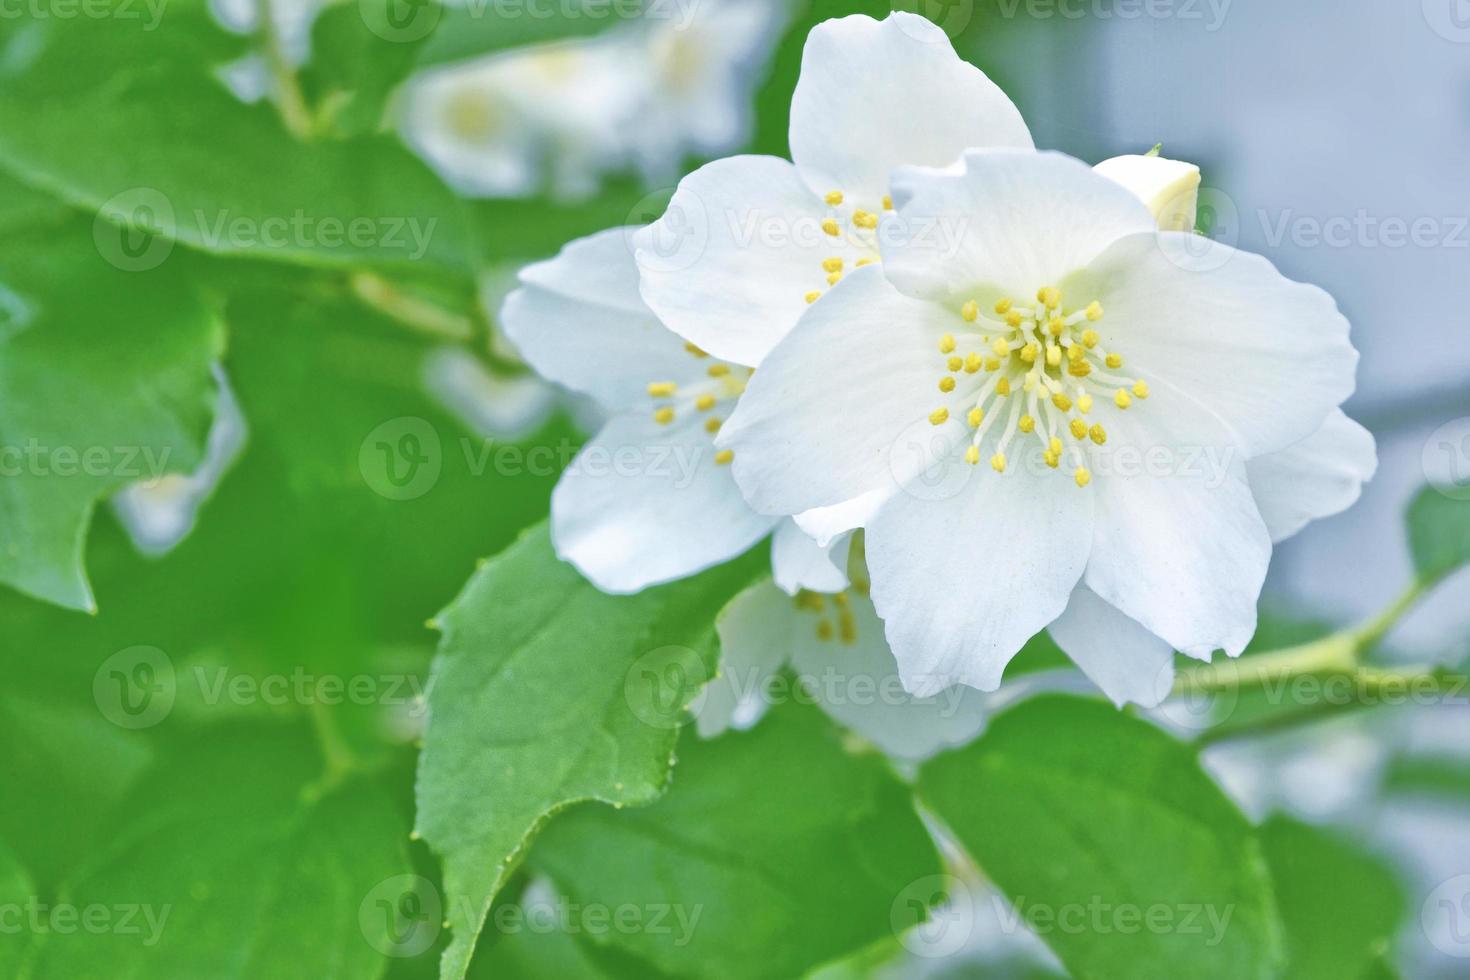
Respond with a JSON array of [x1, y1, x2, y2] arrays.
[[646, 342, 751, 466], [925, 286, 1151, 488], [801, 189, 892, 306], [794, 588, 860, 644]]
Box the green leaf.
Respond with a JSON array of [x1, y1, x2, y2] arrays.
[[918, 695, 1285, 980], [1406, 486, 1470, 585], [414, 524, 762, 980], [302, 0, 438, 138], [414, 0, 632, 69], [1259, 816, 1404, 980], [0, 841, 36, 976], [25, 724, 411, 979], [529, 704, 941, 979], [0, 208, 222, 610], [0, 5, 472, 277]]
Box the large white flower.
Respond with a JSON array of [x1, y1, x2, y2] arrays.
[[634, 11, 1033, 367], [720, 147, 1373, 703]]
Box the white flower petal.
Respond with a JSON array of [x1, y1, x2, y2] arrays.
[[866, 468, 1094, 696], [788, 589, 989, 761], [770, 519, 850, 595], [1082, 403, 1269, 661], [1077, 231, 1358, 457], [721, 266, 958, 515], [701, 582, 793, 738], [1246, 409, 1377, 543], [501, 228, 701, 412], [788, 13, 1032, 208], [793, 488, 890, 547], [1048, 585, 1177, 708], [1093, 153, 1201, 233], [634, 155, 842, 367], [884, 149, 1156, 303], [551, 411, 777, 593]]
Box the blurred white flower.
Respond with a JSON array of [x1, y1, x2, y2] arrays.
[[422, 347, 558, 445], [210, 0, 321, 105], [112, 367, 247, 556], [721, 147, 1367, 702]]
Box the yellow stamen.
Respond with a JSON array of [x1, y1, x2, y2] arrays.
[[654, 407, 675, 425], [826, 273, 841, 286], [822, 257, 843, 273], [964, 353, 983, 374], [1046, 345, 1062, 368], [990, 453, 1007, 473], [947, 355, 963, 372], [1115, 389, 1132, 409], [1089, 424, 1107, 445], [855, 257, 875, 267], [1051, 393, 1073, 412], [1070, 418, 1088, 440], [821, 219, 840, 236], [707, 364, 730, 377], [695, 394, 716, 411], [991, 338, 1010, 357], [1132, 380, 1151, 399], [1037, 286, 1061, 310], [967, 407, 984, 427], [805, 291, 821, 304], [996, 377, 1011, 397], [984, 357, 1001, 372], [939, 333, 956, 354], [1044, 450, 1060, 469], [938, 376, 956, 393], [961, 300, 978, 322], [964, 445, 980, 465], [646, 381, 678, 397], [1067, 361, 1092, 378], [1020, 343, 1038, 364], [1078, 393, 1094, 413], [705, 417, 722, 433], [684, 341, 707, 357], [1019, 414, 1036, 434], [994, 298, 1013, 315], [1074, 466, 1092, 487], [929, 407, 949, 426], [714, 449, 734, 465], [824, 191, 843, 206], [1105, 353, 1123, 369], [852, 210, 878, 229], [1085, 301, 1103, 321], [1048, 317, 1065, 337], [1081, 329, 1099, 349], [1005, 311, 1023, 328], [882, 195, 893, 210]]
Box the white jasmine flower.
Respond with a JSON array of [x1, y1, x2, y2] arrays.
[[721, 147, 1370, 703], [422, 347, 557, 445], [634, 11, 1033, 367]]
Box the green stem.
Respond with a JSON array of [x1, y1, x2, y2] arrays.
[[258, 0, 315, 141], [350, 272, 478, 342], [307, 699, 357, 792]]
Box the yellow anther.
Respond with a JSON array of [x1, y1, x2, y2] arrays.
[[654, 407, 675, 425], [984, 357, 1001, 372], [1068, 344, 1085, 363], [705, 417, 722, 433], [1005, 311, 1023, 328], [990, 453, 1007, 473], [961, 300, 979, 322], [1070, 418, 1088, 440], [947, 355, 963, 372], [882, 195, 893, 210], [1068, 361, 1092, 378], [1048, 317, 1065, 337], [827, 273, 841, 286], [852, 210, 878, 229], [714, 449, 734, 465], [929, 407, 949, 426], [1078, 393, 1094, 413], [821, 219, 840, 236], [1043, 450, 1060, 469], [1049, 437, 1063, 454], [938, 376, 956, 393], [1086, 301, 1104, 321], [1132, 380, 1151, 399], [855, 257, 875, 267], [684, 341, 707, 357], [822, 257, 844, 273], [967, 406, 984, 427], [1051, 393, 1073, 412], [1019, 414, 1036, 434], [1020, 343, 1038, 364], [964, 353, 983, 373], [994, 298, 1013, 315], [1089, 424, 1107, 445], [1074, 467, 1092, 487], [939, 333, 956, 354], [1037, 286, 1061, 310], [646, 381, 678, 397], [964, 445, 980, 465], [991, 338, 1010, 357], [805, 291, 821, 304], [695, 394, 716, 411], [1081, 329, 1100, 349], [817, 620, 834, 641], [1115, 389, 1133, 409], [1046, 345, 1062, 368], [1105, 353, 1123, 369], [996, 377, 1012, 397], [824, 191, 843, 206]]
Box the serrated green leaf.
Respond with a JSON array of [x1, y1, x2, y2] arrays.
[[0, 210, 222, 610], [1406, 486, 1470, 585], [918, 695, 1285, 980], [1260, 816, 1404, 980], [24, 724, 411, 979], [414, 524, 761, 980], [528, 704, 940, 980], [0, 4, 472, 277]]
